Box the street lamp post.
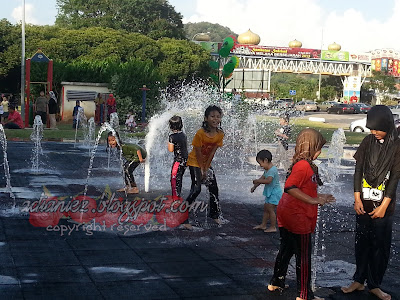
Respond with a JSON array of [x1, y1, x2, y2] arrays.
[[21, 0, 25, 121]]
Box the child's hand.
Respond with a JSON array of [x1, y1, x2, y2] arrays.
[[354, 199, 365, 215], [317, 194, 335, 205]]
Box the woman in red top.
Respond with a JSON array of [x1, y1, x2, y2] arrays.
[[268, 128, 335, 300], [106, 94, 116, 121]]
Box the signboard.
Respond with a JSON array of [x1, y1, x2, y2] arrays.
[[321, 50, 349, 62], [289, 90, 296, 95], [343, 76, 361, 103], [232, 45, 321, 59], [348, 52, 371, 63]]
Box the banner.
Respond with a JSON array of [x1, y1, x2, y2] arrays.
[[349, 52, 371, 63], [232, 45, 321, 59], [343, 76, 361, 103], [321, 50, 349, 62]]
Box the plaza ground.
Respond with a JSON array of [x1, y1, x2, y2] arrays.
[[0, 141, 398, 299]]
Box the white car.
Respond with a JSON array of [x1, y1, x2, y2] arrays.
[[350, 114, 399, 132], [350, 118, 369, 133]]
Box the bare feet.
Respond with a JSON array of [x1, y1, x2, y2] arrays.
[[296, 297, 324, 300], [253, 224, 267, 230], [127, 187, 139, 194], [370, 288, 391, 300], [182, 223, 193, 230], [213, 218, 222, 225], [264, 227, 277, 233], [117, 187, 127, 192], [341, 282, 365, 294], [268, 284, 282, 292]]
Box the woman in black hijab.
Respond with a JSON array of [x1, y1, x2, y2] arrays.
[[342, 105, 400, 300]]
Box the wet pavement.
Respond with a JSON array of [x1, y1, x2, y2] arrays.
[[0, 141, 399, 300]]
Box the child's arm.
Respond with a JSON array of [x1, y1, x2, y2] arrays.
[[137, 150, 145, 163], [167, 142, 174, 152], [253, 175, 272, 185], [287, 188, 335, 205]]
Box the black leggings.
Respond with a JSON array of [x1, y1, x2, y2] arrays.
[[270, 227, 314, 300], [171, 160, 186, 197], [124, 160, 140, 187], [186, 166, 220, 219], [353, 214, 393, 290]]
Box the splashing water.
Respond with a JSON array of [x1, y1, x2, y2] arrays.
[[0, 125, 16, 209], [144, 81, 270, 193], [312, 128, 347, 291], [83, 122, 124, 197], [30, 115, 44, 173], [110, 112, 120, 132], [74, 108, 88, 146], [84, 117, 96, 148]]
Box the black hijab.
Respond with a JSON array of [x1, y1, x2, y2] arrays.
[[363, 105, 398, 187]]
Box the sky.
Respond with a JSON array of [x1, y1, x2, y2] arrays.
[[0, 0, 399, 53]]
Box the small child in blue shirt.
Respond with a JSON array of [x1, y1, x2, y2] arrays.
[[251, 149, 283, 233]]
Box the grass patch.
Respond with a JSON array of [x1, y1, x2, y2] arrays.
[[3, 123, 146, 141], [256, 115, 366, 145], [3, 117, 366, 145]]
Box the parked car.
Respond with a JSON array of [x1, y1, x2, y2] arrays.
[[350, 103, 371, 114], [327, 103, 355, 114], [317, 101, 339, 112], [350, 114, 400, 132], [390, 104, 400, 115], [278, 98, 295, 108], [295, 100, 318, 112]]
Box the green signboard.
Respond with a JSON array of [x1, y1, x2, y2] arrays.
[[321, 50, 349, 62]]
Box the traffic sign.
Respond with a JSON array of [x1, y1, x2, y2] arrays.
[[289, 90, 296, 95]]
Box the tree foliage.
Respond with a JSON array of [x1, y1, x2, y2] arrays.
[[363, 71, 396, 93], [156, 38, 210, 82], [184, 22, 237, 42], [55, 0, 186, 39]]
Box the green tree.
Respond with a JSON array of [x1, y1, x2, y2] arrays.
[[363, 71, 396, 93], [157, 38, 211, 82], [55, 0, 186, 39], [184, 22, 237, 42]]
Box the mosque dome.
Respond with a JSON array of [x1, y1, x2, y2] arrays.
[[193, 33, 211, 42], [328, 42, 341, 51], [238, 29, 260, 45], [289, 39, 302, 48]]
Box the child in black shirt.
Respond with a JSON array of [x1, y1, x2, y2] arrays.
[[168, 116, 188, 197]]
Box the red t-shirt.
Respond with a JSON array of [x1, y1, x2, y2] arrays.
[[277, 160, 319, 234], [7, 110, 24, 128]]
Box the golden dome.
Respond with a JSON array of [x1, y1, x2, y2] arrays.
[[238, 29, 260, 45], [289, 39, 302, 48], [193, 33, 211, 42], [328, 42, 341, 51]]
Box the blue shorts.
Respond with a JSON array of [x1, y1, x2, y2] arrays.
[[264, 193, 280, 205]]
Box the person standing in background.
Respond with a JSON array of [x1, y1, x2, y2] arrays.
[[106, 94, 116, 121], [35, 91, 48, 125], [1, 95, 9, 121], [48, 91, 58, 129], [94, 93, 105, 125]]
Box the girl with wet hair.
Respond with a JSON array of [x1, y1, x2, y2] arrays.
[[342, 105, 400, 300], [168, 115, 188, 197], [107, 131, 146, 194], [268, 128, 335, 300], [184, 105, 224, 228]]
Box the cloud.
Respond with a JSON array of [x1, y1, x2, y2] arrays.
[[184, 0, 400, 52], [11, 3, 40, 25]]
